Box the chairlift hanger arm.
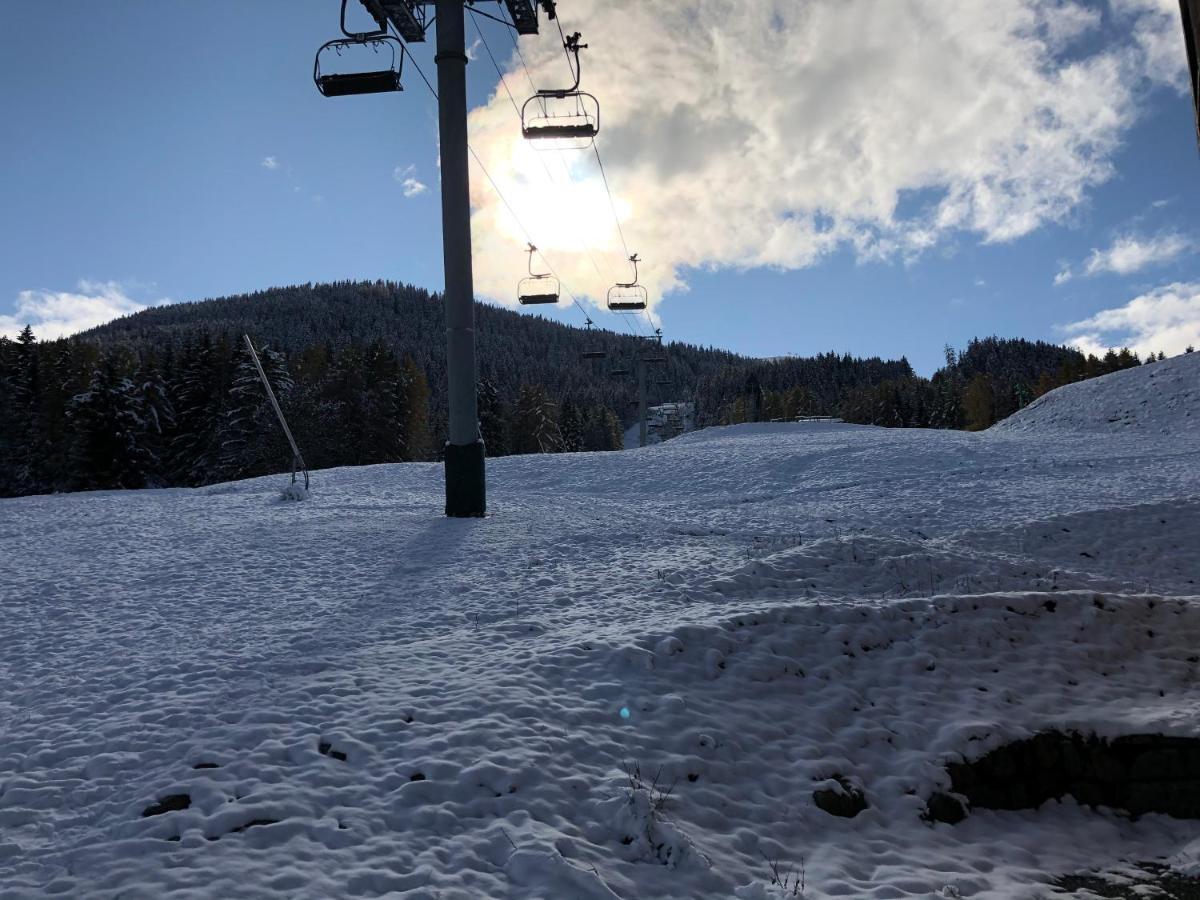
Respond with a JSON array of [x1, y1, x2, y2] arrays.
[[525, 242, 551, 278], [342, 0, 388, 38], [537, 29, 586, 94], [617, 253, 641, 288]]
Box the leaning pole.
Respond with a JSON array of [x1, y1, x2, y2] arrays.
[[435, 0, 486, 517]]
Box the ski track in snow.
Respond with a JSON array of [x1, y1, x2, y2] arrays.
[[2, 353, 1199, 898]]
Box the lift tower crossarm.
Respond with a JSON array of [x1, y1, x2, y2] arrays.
[[357, 1, 542, 40]]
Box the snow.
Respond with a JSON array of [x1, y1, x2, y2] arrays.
[[2, 358, 1199, 898], [994, 350, 1200, 435]]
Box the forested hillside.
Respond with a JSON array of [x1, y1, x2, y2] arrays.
[[0, 281, 901, 497], [834, 338, 1154, 431], [0, 281, 1161, 498]]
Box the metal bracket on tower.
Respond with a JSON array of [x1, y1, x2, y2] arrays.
[[502, 0, 540, 34], [359, 0, 542, 40], [359, 0, 430, 41]]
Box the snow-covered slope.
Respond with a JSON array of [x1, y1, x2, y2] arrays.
[[2, 379, 1200, 897], [994, 350, 1200, 435]]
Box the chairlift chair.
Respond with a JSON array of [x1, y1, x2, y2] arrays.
[[315, 2, 404, 97], [580, 318, 607, 360], [517, 243, 560, 305], [521, 32, 600, 149], [608, 253, 649, 312]]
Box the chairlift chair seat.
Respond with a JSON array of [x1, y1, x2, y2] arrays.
[[518, 291, 559, 305], [608, 294, 648, 312], [316, 70, 403, 97], [581, 349, 607, 360], [521, 122, 599, 141]]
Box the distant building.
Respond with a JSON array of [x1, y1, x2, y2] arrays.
[[647, 402, 694, 443]]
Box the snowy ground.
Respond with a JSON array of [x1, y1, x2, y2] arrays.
[[2, 353, 1199, 899]]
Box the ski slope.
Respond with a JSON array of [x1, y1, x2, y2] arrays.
[[994, 351, 1199, 435], [2, 354, 1199, 898]]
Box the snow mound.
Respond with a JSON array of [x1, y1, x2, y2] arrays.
[[993, 351, 1200, 435]]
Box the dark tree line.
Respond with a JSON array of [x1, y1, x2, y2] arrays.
[[836, 337, 1155, 431], [0, 328, 633, 497], [4, 283, 1148, 499]]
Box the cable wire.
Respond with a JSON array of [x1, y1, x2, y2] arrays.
[[468, 10, 621, 316], [396, 16, 645, 341]]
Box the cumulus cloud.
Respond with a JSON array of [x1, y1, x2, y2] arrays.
[[1055, 232, 1191, 283], [465, 0, 1186, 311], [0, 280, 165, 341], [261, 155, 279, 170], [1060, 282, 1200, 357], [395, 164, 428, 197]]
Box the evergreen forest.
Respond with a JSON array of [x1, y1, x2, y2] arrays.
[[0, 280, 1161, 498]]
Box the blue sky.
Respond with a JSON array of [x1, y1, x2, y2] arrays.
[[1, 1, 1198, 374]]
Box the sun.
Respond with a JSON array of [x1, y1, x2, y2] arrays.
[[493, 138, 630, 258]]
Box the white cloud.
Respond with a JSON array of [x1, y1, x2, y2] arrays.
[[261, 155, 279, 170], [1060, 281, 1200, 357], [1056, 232, 1191, 283], [464, 0, 1186, 311], [394, 164, 428, 197], [0, 280, 167, 341]]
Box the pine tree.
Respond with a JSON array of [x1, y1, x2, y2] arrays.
[[361, 346, 409, 464], [169, 338, 221, 485], [216, 343, 293, 481], [3, 326, 40, 493], [478, 378, 509, 457], [962, 373, 996, 431], [0, 336, 24, 496], [601, 406, 624, 450], [67, 356, 155, 490], [559, 399, 583, 452], [136, 364, 176, 487], [401, 355, 430, 461], [510, 384, 562, 454]]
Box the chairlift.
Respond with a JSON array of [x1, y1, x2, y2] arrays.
[[517, 243, 560, 305], [608, 254, 649, 311], [580, 318, 607, 360], [521, 32, 600, 150], [609, 367, 630, 378], [315, 2, 404, 97]]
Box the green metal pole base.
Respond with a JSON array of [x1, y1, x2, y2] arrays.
[[444, 439, 487, 517]]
